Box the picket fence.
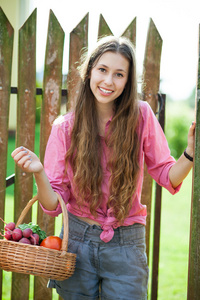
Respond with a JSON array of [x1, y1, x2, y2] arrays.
[[0, 6, 199, 300]]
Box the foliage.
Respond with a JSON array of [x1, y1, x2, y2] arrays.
[[165, 116, 189, 159], [165, 100, 194, 160], [35, 79, 42, 123], [35, 94, 42, 123]]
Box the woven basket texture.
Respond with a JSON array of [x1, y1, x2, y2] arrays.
[[0, 194, 76, 280]]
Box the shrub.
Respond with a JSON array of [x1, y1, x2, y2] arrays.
[[165, 116, 189, 160]]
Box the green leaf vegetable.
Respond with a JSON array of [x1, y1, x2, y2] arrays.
[[18, 222, 47, 244]]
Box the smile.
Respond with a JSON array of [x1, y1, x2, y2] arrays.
[[99, 87, 113, 94]]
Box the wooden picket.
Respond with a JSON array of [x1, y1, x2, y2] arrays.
[[151, 94, 166, 300], [98, 14, 113, 38], [0, 8, 14, 300], [34, 10, 65, 300], [0, 6, 198, 300], [141, 18, 163, 263], [187, 24, 200, 300], [10, 9, 36, 300], [67, 13, 88, 110], [121, 17, 136, 47]]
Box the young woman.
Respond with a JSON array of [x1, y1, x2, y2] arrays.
[[12, 36, 195, 300]]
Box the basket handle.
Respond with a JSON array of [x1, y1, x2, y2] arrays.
[[16, 193, 69, 253]]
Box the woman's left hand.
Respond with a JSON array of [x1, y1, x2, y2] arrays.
[[186, 122, 196, 157]]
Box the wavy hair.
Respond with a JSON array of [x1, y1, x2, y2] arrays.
[[65, 36, 140, 223]]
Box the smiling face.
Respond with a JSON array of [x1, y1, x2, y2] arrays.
[[89, 51, 130, 111]]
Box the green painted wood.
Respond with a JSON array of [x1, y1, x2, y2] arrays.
[[121, 17, 136, 47], [98, 14, 113, 38], [34, 10, 64, 300], [11, 9, 37, 300], [187, 24, 200, 300], [0, 8, 14, 300], [67, 13, 88, 110], [141, 18, 163, 263]]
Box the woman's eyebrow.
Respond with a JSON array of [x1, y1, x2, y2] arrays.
[[98, 63, 127, 73]]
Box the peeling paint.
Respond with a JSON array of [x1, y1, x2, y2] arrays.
[[47, 50, 58, 65]]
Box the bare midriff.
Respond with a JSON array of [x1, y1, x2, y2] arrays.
[[76, 216, 101, 227]]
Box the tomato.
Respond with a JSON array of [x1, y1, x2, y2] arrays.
[[40, 236, 62, 250]]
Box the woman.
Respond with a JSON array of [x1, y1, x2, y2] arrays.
[[12, 36, 195, 300]]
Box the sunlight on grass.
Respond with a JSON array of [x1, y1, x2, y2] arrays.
[[158, 171, 192, 299]]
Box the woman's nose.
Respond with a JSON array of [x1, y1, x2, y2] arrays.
[[104, 74, 113, 86]]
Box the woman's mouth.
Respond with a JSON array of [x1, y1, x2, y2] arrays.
[[99, 87, 113, 95]]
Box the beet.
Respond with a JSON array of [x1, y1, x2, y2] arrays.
[[5, 222, 16, 231], [12, 228, 23, 241], [19, 237, 31, 244], [0, 217, 15, 231], [22, 228, 33, 238], [30, 233, 39, 245]]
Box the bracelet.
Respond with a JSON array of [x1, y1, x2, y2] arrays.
[[184, 149, 193, 162]]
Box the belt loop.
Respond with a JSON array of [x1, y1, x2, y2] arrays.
[[82, 224, 90, 241], [119, 227, 124, 245]]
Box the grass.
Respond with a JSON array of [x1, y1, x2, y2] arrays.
[[2, 104, 194, 299], [154, 172, 192, 299]]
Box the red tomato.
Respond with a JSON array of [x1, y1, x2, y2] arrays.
[[40, 236, 62, 250]]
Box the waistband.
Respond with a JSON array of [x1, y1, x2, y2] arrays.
[[65, 211, 145, 245]]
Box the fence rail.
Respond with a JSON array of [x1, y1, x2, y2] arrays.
[[0, 6, 199, 300]]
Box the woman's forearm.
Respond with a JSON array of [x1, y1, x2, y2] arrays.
[[11, 146, 58, 211], [169, 149, 193, 188], [34, 169, 59, 211]]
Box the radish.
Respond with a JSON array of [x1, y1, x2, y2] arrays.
[[0, 230, 12, 240], [4, 231, 13, 240], [30, 233, 39, 245], [22, 228, 33, 238], [5, 222, 16, 231], [23, 229, 39, 245], [19, 237, 31, 244], [0, 217, 15, 231], [12, 228, 23, 241]]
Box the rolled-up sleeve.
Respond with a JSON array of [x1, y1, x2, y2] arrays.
[[41, 117, 71, 216], [142, 102, 182, 194]]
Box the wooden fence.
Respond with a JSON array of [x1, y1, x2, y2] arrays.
[[0, 6, 199, 300]]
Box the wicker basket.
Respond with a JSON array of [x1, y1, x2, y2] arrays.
[[0, 193, 76, 280]]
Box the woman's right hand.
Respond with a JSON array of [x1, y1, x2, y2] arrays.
[[11, 146, 43, 174]]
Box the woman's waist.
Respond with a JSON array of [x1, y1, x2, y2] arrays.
[[76, 215, 101, 226]]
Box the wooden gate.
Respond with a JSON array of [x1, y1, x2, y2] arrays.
[[0, 6, 198, 300]]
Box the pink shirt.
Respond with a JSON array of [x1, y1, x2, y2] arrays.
[[42, 100, 181, 242]]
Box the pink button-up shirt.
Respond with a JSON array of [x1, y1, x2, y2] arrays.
[[42, 100, 181, 242]]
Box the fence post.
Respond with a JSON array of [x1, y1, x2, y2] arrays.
[[67, 13, 88, 110], [34, 10, 64, 300], [98, 14, 113, 38], [0, 8, 14, 300], [187, 24, 200, 300], [121, 17, 136, 47], [141, 18, 163, 263], [151, 94, 166, 300], [11, 9, 37, 300]]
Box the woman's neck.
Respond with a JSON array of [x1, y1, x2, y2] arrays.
[[96, 103, 114, 137]]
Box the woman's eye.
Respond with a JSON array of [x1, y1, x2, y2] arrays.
[[99, 68, 106, 72], [116, 73, 123, 78]]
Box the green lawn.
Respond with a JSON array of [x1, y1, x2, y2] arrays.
[[155, 171, 192, 299], [3, 121, 194, 300]]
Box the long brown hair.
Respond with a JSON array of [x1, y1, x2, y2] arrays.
[[66, 36, 140, 223]]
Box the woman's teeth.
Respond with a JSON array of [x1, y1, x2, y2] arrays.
[[99, 87, 113, 94]]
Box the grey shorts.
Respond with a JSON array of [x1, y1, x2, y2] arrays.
[[48, 212, 149, 300]]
